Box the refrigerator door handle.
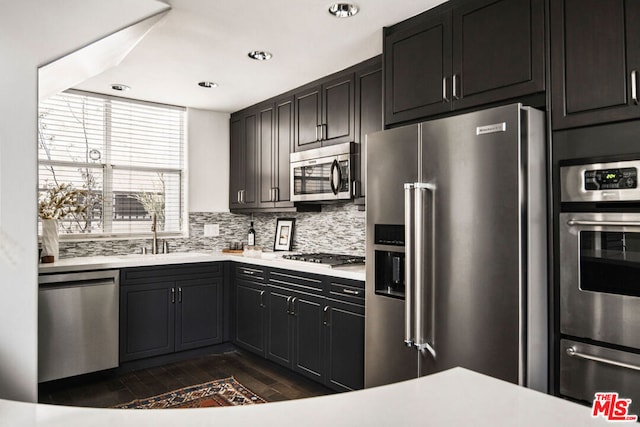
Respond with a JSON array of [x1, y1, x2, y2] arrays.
[[404, 183, 415, 347], [414, 182, 436, 359]]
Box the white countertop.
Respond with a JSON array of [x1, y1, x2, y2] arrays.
[[38, 251, 366, 281], [0, 368, 608, 427]]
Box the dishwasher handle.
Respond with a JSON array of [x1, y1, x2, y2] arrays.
[[38, 270, 119, 288]]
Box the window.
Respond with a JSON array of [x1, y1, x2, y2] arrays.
[[38, 91, 185, 238]]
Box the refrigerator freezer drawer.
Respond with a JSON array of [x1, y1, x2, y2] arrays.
[[560, 339, 640, 411]]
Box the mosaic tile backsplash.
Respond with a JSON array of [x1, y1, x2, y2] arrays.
[[58, 203, 365, 259]]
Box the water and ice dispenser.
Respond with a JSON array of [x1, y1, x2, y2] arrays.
[[374, 224, 405, 298]]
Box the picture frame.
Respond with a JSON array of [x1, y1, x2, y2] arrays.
[[274, 218, 295, 251]]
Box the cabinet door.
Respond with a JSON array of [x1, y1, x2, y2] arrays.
[[229, 116, 244, 209], [266, 288, 293, 368], [234, 279, 266, 356], [120, 282, 175, 362], [274, 96, 294, 206], [295, 86, 322, 150], [292, 291, 325, 382], [258, 104, 275, 207], [551, 0, 640, 129], [242, 112, 258, 207], [451, 0, 544, 110], [175, 277, 223, 352], [384, 10, 452, 126], [355, 59, 382, 200], [321, 73, 355, 146], [325, 299, 365, 392]]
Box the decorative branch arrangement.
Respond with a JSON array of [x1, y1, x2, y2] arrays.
[[38, 183, 87, 220]]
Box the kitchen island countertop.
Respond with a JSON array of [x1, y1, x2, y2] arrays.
[[38, 251, 366, 281], [0, 367, 608, 427]]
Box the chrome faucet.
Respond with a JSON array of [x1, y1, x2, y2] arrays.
[[151, 213, 158, 254]]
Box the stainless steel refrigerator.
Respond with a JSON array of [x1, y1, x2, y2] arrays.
[[364, 103, 548, 392]]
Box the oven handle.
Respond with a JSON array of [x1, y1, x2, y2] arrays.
[[566, 347, 640, 372], [567, 219, 640, 228]]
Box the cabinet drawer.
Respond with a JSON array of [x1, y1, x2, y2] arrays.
[[329, 282, 365, 304], [269, 269, 324, 294], [235, 264, 265, 282], [121, 262, 222, 284]]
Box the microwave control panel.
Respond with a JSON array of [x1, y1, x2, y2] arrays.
[[584, 167, 638, 191]]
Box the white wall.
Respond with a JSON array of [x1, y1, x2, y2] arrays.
[[0, 0, 169, 402], [187, 108, 230, 212]]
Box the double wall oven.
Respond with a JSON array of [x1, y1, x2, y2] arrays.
[[559, 158, 640, 410]]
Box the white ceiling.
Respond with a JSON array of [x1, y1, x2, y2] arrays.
[[74, 0, 446, 113]]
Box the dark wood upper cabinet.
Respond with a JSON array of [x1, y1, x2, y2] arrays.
[[384, 0, 544, 126], [258, 104, 275, 206], [294, 72, 355, 151], [229, 111, 258, 209], [355, 58, 383, 201], [295, 86, 322, 150], [321, 73, 355, 146], [229, 116, 244, 210], [452, 0, 545, 110], [384, 9, 452, 126], [551, 0, 640, 129], [274, 96, 294, 206]]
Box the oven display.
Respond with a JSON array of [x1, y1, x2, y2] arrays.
[[584, 167, 638, 190]]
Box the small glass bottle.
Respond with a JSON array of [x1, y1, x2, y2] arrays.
[[247, 221, 256, 246]]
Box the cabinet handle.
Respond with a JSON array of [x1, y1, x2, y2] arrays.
[[452, 74, 460, 100], [178, 287, 182, 303], [290, 297, 297, 315], [632, 70, 638, 105], [286, 296, 292, 314], [171, 287, 175, 304], [323, 305, 329, 326], [271, 188, 276, 202], [316, 125, 320, 141], [274, 187, 279, 202], [242, 269, 255, 276], [322, 124, 327, 140], [343, 288, 360, 296], [260, 290, 265, 308], [237, 190, 241, 204], [442, 76, 449, 103], [242, 189, 246, 204]]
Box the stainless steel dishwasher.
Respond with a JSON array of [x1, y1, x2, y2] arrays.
[[38, 270, 119, 382]]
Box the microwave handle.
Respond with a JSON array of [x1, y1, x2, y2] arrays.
[[330, 159, 341, 196]]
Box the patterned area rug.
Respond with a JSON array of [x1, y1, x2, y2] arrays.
[[114, 376, 266, 409]]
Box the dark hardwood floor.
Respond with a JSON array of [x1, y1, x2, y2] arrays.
[[38, 349, 333, 408]]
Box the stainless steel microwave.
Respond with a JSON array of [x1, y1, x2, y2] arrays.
[[290, 142, 354, 202]]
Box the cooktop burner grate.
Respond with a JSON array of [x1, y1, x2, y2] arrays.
[[281, 253, 365, 266]]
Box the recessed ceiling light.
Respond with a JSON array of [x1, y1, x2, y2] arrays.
[[248, 51, 273, 61], [328, 3, 359, 18], [198, 81, 218, 88], [110, 84, 130, 92]]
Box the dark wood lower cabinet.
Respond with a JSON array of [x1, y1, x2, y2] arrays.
[[266, 287, 292, 365], [234, 279, 266, 356], [176, 277, 223, 351], [326, 298, 365, 392], [234, 265, 365, 392], [120, 281, 175, 362], [292, 291, 325, 382], [119, 263, 224, 363]]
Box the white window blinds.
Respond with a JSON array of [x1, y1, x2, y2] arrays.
[[38, 91, 185, 237]]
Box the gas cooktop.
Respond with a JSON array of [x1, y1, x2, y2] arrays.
[[281, 253, 365, 267]]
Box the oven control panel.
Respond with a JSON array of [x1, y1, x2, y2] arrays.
[[561, 159, 640, 203], [584, 167, 637, 191]]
